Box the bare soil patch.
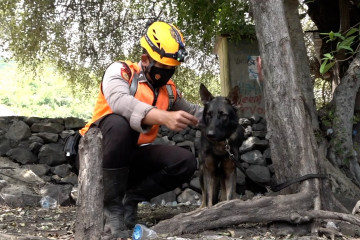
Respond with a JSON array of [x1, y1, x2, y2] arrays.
[[0, 203, 359, 240]]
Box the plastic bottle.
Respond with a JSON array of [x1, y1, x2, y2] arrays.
[[40, 196, 58, 209], [132, 224, 158, 240]]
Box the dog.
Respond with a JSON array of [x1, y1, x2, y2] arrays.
[[198, 83, 245, 208]]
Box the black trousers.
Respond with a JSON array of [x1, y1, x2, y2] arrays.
[[97, 114, 197, 190]]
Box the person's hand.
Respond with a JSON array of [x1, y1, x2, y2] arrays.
[[163, 110, 199, 131], [143, 108, 198, 132]]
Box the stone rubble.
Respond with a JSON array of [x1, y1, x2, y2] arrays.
[[0, 115, 273, 208]]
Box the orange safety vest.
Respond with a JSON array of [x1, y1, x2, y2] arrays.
[[79, 60, 177, 145]]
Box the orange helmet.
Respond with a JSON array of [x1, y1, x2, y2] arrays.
[[140, 21, 188, 67]]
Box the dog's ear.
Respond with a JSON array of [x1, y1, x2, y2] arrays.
[[227, 86, 240, 106], [199, 83, 214, 104]]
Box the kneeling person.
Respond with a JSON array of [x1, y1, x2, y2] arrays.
[[79, 21, 202, 238]]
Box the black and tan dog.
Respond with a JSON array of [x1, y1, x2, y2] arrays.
[[198, 84, 245, 208]]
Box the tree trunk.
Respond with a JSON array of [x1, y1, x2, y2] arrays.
[[75, 128, 103, 240], [305, 0, 360, 187], [252, 0, 322, 192], [151, 0, 360, 235], [330, 52, 360, 184]]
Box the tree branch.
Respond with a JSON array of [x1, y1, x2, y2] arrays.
[[152, 189, 360, 236]]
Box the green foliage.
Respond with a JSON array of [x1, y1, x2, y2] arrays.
[[313, 77, 332, 109], [174, 0, 255, 54], [320, 108, 335, 128], [353, 113, 360, 125], [0, 0, 255, 96], [319, 25, 360, 74], [0, 59, 219, 119], [0, 60, 97, 120], [173, 67, 221, 104]]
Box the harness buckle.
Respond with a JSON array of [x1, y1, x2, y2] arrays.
[[225, 139, 235, 161]]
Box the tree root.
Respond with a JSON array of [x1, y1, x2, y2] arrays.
[[152, 190, 360, 236]]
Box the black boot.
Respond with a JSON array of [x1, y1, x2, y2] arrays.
[[103, 168, 130, 238], [122, 176, 169, 229]]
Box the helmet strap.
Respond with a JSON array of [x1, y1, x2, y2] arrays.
[[145, 58, 156, 74], [142, 58, 156, 83]]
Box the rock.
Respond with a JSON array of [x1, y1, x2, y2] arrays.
[[151, 190, 177, 206], [263, 147, 271, 159], [0, 168, 44, 184], [0, 115, 274, 208], [29, 142, 43, 154], [31, 122, 64, 133], [177, 188, 201, 205], [5, 120, 31, 141], [240, 136, 269, 153], [29, 135, 45, 144], [0, 156, 19, 168], [0, 179, 7, 190], [40, 183, 73, 206], [241, 150, 266, 165], [239, 136, 257, 152], [246, 165, 271, 184], [189, 177, 201, 192], [51, 164, 72, 178], [0, 138, 11, 156], [250, 115, 261, 123], [252, 130, 267, 138], [35, 132, 59, 143], [252, 122, 266, 131], [64, 117, 85, 130], [61, 172, 78, 185], [172, 133, 185, 143], [38, 143, 66, 166], [176, 140, 195, 155], [60, 129, 76, 139], [22, 164, 50, 177], [1, 192, 42, 207], [6, 148, 37, 164], [239, 118, 252, 126], [236, 168, 246, 185]]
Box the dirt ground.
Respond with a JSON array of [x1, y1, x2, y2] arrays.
[[0, 203, 359, 240]]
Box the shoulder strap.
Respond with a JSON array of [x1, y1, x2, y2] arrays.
[[130, 74, 175, 109], [129, 72, 139, 96], [165, 85, 175, 110]]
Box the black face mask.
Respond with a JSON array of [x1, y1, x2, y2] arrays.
[[147, 65, 175, 88]]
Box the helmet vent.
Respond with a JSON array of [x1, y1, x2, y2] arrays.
[[141, 21, 186, 66], [151, 34, 160, 48]]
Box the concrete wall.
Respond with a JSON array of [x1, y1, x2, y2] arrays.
[[217, 37, 265, 118]]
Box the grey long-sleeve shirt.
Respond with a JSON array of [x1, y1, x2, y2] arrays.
[[102, 61, 203, 133]]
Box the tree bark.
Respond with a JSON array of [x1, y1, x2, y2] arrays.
[[305, 0, 360, 186], [75, 128, 103, 240], [152, 183, 360, 235], [151, 0, 360, 235], [251, 0, 322, 192], [331, 52, 360, 183]]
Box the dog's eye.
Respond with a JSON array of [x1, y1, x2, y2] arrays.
[[219, 111, 228, 118], [205, 111, 213, 121]]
